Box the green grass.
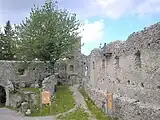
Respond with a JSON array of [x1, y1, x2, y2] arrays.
[[79, 87, 118, 120], [20, 88, 41, 93], [29, 85, 75, 116], [57, 107, 89, 120], [0, 104, 5, 108]]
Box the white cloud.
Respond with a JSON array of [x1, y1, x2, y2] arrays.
[[72, 0, 160, 19], [78, 0, 160, 55], [80, 20, 104, 44], [80, 20, 105, 55], [95, 0, 134, 19], [96, 0, 160, 19], [136, 0, 160, 16]]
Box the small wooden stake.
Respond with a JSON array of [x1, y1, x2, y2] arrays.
[[50, 102, 52, 115]]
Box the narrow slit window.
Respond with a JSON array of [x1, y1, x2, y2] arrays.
[[102, 59, 105, 69], [135, 50, 141, 68], [141, 83, 144, 87], [93, 61, 95, 69], [115, 56, 119, 68]]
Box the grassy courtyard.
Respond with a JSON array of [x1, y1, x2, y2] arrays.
[[57, 107, 89, 120], [79, 87, 118, 120], [21, 85, 75, 116]]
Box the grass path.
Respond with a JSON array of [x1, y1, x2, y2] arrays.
[[56, 85, 95, 120], [79, 87, 118, 120]]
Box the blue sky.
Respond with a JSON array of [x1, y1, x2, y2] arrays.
[[0, 0, 160, 55]]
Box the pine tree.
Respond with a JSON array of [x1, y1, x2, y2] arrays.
[[1, 20, 15, 60]]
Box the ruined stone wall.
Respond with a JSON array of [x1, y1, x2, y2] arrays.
[[0, 60, 53, 106], [0, 61, 52, 88], [84, 22, 160, 120], [66, 39, 85, 84]]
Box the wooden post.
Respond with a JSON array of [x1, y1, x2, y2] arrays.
[[111, 93, 114, 120], [40, 89, 42, 117], [54, 93, 56, 114], [50, 101, 52, 115], [29, 94, 32, 110], [49, 92, 52, 115], [106, 91, 108, 115]]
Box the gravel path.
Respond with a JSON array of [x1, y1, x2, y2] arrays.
[[70, 85, 92, 114], [0, 108, 55, 120], [69, 85, 96, 120], [55, 85, 87, 118]]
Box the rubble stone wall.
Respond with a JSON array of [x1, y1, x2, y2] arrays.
[[0, 61, 52, 106], [84, 22, 160, 120], [0, 61, 51, 87]]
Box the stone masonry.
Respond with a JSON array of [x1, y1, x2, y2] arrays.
[[0, 39, 84, 107], [83, 22, 160, 120], [0, 21, 160, 119], [0, 61, 52, 106]]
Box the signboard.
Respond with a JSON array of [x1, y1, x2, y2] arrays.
[[41, 91, 51, 104], [107, 93, 113, 110], [103, 92, 114, 119]]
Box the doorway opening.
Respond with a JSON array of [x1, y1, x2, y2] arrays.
[[0, 85, 6, 107]]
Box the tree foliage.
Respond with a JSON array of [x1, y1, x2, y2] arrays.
[[0, 21, 16, 60], [16, 0, 82, 69]]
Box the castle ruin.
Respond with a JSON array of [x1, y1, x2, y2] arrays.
[[83, 22, 160, 120], [0, 22, 160, 119], [0, 39, 83, 108]]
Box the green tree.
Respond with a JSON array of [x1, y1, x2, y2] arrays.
[[16, 0, 82, 72], [0, 32, 4, 59], [0, 21, 16, 60]]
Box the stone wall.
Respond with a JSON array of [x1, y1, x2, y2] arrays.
[[0, 61, 52, 88], [0, 61, 52, 106], [84, 22, 160, 120], [0, 58, 84, 105], [54, 39, 85, 85]]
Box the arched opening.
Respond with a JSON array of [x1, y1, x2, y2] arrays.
[[0, 85, 6, 107], [69, 65, 74, 71]]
